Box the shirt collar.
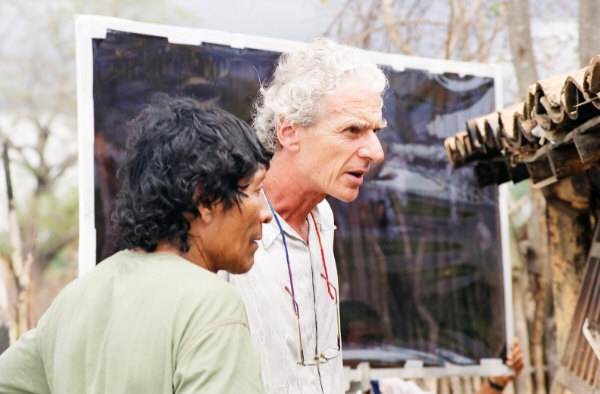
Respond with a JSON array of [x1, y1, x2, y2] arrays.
[[260, 201, 336, 250]]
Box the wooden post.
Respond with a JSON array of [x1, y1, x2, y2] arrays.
[[2, 141, 33, 341], [529, 186, 553, 394], [582, 318, 600, 362], [526, 155, 557, 188], [543, 172, 592, 354]]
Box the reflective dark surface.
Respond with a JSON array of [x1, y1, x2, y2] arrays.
[[333, 70, 504, 365], [91, 30, 505, 365]]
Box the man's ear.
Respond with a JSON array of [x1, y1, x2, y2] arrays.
[[193, 185, 214, 224], [276, 117, 301, 151], [197, 203, 214, 224]]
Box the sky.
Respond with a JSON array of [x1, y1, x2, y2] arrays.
[[174, 0, 342, 41]]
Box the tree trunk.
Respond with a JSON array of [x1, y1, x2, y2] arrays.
[[513, 266, 534, 394], [578, 0, 600, 67], [528, 186, 551, 394], [0, 256, 13, 352], [3, 141, 33, 340], [543, 173, 591, 355], [504, 0, 538, 99]]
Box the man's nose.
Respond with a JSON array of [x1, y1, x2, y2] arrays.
[[260, 197, 273, 224], [357, 132, 384, 162]]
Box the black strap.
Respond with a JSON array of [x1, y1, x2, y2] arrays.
[[487, 377, 505, 391]]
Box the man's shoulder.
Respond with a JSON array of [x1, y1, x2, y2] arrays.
[[81, 251, 240, 304]]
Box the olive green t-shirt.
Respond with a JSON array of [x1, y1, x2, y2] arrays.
[[0, 250, 264, 393]]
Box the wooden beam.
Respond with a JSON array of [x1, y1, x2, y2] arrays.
[[545, 174, 592, 362], [548, 143, 590, 179], [583, 318, 600, 362], [573, 132, 600, 164], [525, 155, 557, 188], [509, 163, 530, 183], [551, 366, 600, 393], [474, 160, 511, 187]]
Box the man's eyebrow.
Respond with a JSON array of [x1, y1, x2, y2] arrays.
[[342, 120, 372, 129], [340, 118, 387, 130]]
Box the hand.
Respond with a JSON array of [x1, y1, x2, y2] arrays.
[[489, 337, 524, 388], [505, 337, 524, 376]]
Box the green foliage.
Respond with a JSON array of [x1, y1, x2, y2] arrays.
[[507, 181, 532, 234], [19, 186, 79, 253], [0, 235, 10, 258], [489, 2, 506, 17], [509, 180, 530, 201]]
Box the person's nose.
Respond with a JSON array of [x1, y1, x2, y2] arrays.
[[260, 196, 273, 224], [357, 131, 384, 163]]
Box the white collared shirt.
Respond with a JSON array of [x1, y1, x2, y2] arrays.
[[228, 200, 344, 394]]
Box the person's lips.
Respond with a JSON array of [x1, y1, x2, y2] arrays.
[[250, 232, 262, 246], [345, 169, 367, 185]]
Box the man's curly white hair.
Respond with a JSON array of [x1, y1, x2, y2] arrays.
[[252, 37, 388, 152]]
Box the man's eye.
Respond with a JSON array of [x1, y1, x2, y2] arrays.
[[345, 126, 361, 134], [373, 128, 381, 134]]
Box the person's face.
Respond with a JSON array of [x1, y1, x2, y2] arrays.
[[201, 166, 272, 274], [296, 77, 385, 202]]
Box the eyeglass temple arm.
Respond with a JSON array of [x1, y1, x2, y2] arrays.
[[319, 274, 342, 349], [285, 285, 307, 364]]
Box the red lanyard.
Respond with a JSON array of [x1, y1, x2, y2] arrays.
[[267, 199, 336, 318], [309, 211, 334, 300]]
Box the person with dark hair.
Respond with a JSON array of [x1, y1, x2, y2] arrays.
[[0, 95, 272, 393]]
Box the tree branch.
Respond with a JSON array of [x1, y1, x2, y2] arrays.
[[36, 230, 78, 271], [380, 0, 417, 55], [50, 152, 78, 180], [443, 0, 457, 59], [352, 17, 446, 45]]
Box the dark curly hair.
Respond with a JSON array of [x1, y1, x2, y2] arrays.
[[111, 94, 272, 253]]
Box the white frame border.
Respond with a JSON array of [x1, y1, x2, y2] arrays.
[[75, 14, 511, 380]]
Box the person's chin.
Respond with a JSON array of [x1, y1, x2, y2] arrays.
[[232, 257, 255, 274], [331, 187, 360, 202]]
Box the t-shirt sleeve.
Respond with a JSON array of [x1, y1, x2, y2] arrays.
[[0, 328, 51, 394], [173, 320, 265, 394]]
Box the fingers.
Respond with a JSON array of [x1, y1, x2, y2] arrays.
[[506, 337, 524, 375]]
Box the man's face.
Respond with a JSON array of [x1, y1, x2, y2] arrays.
[[296, 77, 385, 202], [201, 166, 271, 274]]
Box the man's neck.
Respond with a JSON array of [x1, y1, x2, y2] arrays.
[[263, 154, 325, 242]]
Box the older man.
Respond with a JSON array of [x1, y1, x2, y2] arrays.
[[0, 96, 272, 393], [228, 38, 387, 394]]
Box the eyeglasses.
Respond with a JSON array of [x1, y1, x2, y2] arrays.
[[266, 197, 341, 366], [285, 273, 341, 366]]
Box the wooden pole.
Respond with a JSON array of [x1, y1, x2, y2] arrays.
[[544, 173, 591, 355], [3, 140, 32, 341]]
